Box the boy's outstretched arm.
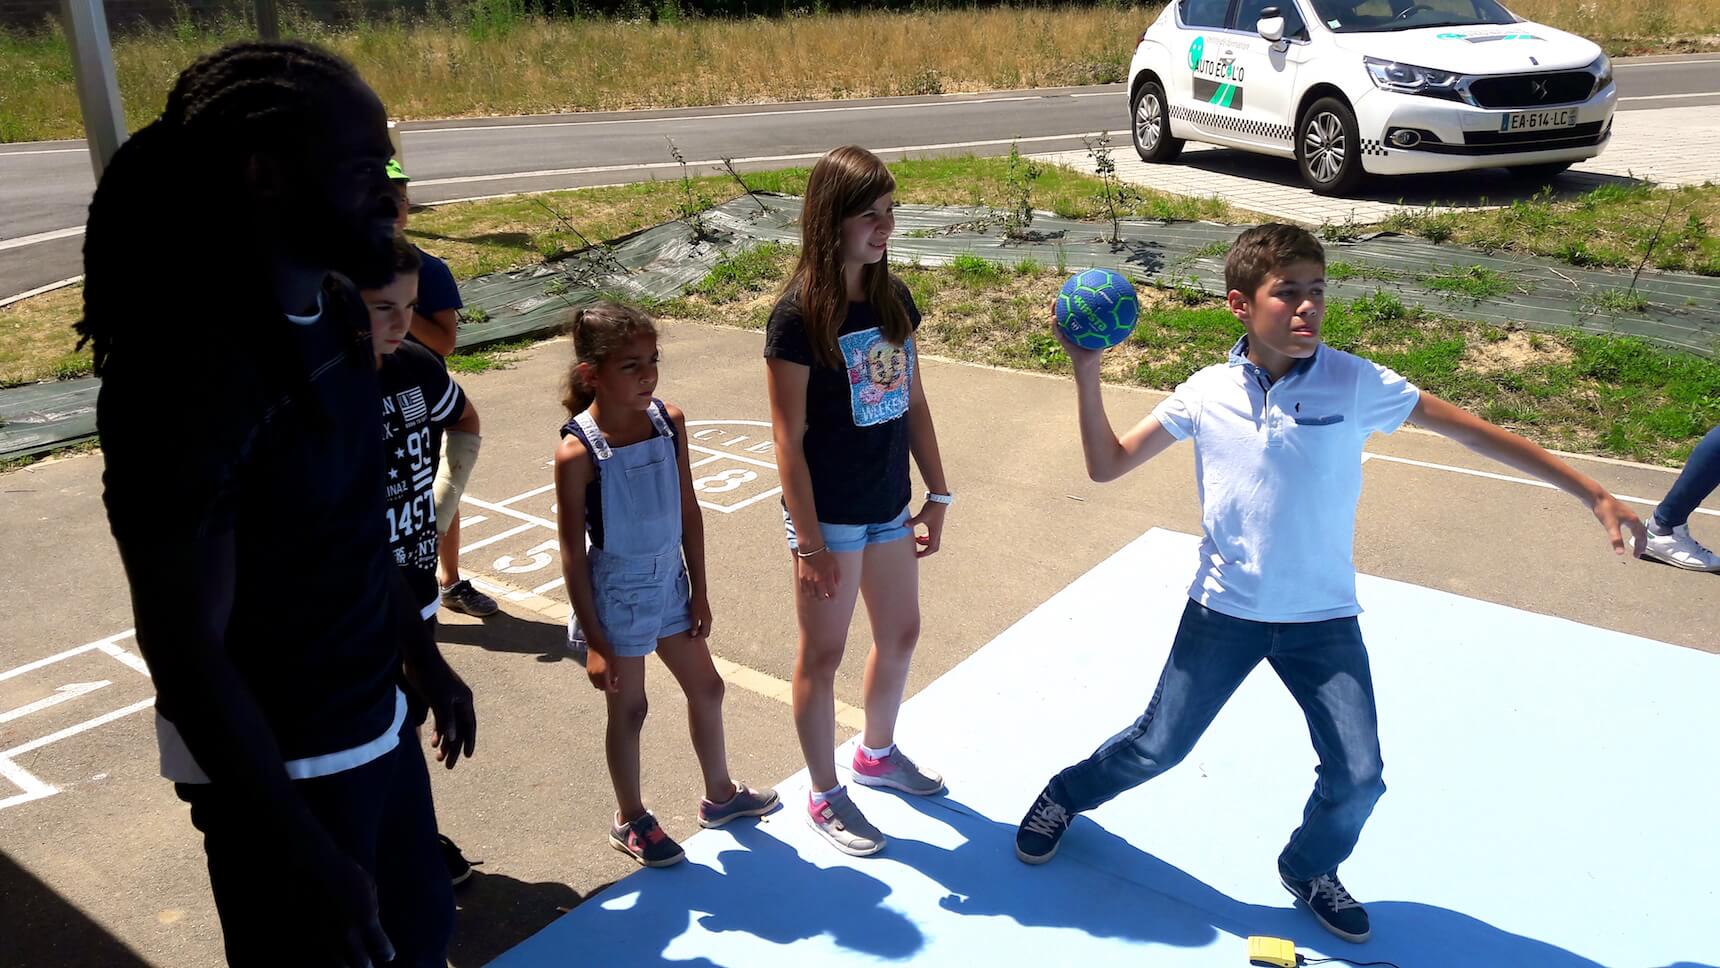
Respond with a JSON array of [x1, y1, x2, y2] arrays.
[[1055, 319, 1179, 483], [1408, 392, 1647, 557]]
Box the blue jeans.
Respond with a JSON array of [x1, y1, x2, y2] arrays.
[[1655, 425, 1720, 530], [1050, 599, 1386, 882]]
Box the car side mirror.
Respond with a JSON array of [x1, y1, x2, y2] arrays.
[[1258, 9, 1287, 43]]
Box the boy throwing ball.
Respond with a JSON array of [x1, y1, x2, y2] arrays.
[[1016, 224, 1645, 944]]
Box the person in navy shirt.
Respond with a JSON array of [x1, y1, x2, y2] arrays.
[[1014, 224, 1645, 945]]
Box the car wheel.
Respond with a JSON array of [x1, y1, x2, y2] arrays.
[[1132, 79, 1185, 163], [1297, 96, 1365, 196]]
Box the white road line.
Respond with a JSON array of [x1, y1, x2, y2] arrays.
[[0, 146, 89, 157], [412, 132, 1106, 188], [531, 577, 566, 595], [704, 486, 785, 514], [0, 225, 84, 252], [0, 757, 56, 810], [1618, 91, 1720, 101], [0, 275, 82, 309], [0, 681, 110, 724], [0, 629, 134, 683], [1618, 58, 1720, 67], [461, 494, 559, 531], [1366, 454, 1719, 517], [497, 483, 557, 506], [0, 697, 156, 760], [688, 445, 779, 472], [458, 520, 538, 555], [94, 639, 151, 677], [404, 94, 1057, 135]]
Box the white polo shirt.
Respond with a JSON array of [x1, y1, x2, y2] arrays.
[[1152, 338, 1421, 623]]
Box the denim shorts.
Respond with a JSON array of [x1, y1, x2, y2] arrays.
[[783, 504, 911, 554]]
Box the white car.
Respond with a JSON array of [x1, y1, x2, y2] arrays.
[[1126, 0, 1617, 195]]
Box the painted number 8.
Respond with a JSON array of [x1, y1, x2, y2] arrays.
[[694, 469, 757, 494]]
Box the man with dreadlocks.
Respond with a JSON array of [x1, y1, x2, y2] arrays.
[[80, 42, 473, 966]]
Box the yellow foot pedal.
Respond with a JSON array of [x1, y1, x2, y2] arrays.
[[1247, 935, 1298, 968]]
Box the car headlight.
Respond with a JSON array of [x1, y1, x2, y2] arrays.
[[1590, 53, 1614, 90], [1363, 56, 1464, 99]]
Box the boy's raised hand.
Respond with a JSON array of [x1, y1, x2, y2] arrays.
[[1050, 302, 1104, 374], [1592, 493, 1648, 558]]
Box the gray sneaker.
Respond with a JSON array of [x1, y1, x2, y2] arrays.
[[805, 787, 885, 856], [699, 783, 781, 829], [851, 746, 945, 796]]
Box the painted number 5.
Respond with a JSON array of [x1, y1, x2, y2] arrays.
[[694, 469, 758, 494], [494, 539, 558, 574]]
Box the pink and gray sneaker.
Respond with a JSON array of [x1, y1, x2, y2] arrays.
[[851, 746, 945, 796], [806, 787, 885, 856]]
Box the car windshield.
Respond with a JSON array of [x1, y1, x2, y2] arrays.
[[1305, 0, 1519, 32]]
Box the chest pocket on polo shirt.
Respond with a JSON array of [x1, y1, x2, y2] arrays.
[[1281, 410, 1355, 480]]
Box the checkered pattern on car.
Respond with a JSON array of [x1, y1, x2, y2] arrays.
[[1168, 104, 1292, 142], [1358, 137, 1390, 157]]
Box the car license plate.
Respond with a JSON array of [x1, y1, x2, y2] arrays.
[[1500, 109, 1578, 133]]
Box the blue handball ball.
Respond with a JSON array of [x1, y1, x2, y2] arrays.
[[1055, 269, 1139, 350]]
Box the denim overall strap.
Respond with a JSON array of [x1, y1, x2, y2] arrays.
[[573, 409, 614, 461]]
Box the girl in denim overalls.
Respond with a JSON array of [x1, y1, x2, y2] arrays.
[[553, 303, 778, 868]]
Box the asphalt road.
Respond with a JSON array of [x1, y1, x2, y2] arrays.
[[3, 53, 1718, 301]]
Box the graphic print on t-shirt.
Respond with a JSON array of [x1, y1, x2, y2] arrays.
[[383, 392, 436, 570], [839, 327, 914, 428], [379, 345, 464, 580]]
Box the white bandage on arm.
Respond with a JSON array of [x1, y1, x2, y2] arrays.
[[434, 430, 481, 537]]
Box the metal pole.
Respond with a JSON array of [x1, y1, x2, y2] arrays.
[[58, 0, 127, 179], [255, 0, 279, 39]]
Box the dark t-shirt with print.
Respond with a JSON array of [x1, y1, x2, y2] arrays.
[[763, 280, 921, 525], [378, 341, 467, 613]]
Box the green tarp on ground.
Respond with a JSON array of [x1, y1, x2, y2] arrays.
[[5, 193, 1716, 462]]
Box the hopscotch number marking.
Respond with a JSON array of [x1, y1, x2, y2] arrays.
[[695, 469, 758, 494], [494, 539, 559, 574]]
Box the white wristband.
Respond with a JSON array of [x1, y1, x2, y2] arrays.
[[925, 491, 953, 506]]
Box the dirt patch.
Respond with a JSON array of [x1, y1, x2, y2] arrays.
[[1465, 330, 1576, 373]]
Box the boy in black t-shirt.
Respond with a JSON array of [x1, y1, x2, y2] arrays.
[[362, 238, 485, 885], [366, 240, 478, 614], [385, 161, 499, 619]]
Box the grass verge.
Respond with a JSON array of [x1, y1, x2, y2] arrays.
[[665, 246, 1720, 466], [1372, 183, 1720, 277]]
